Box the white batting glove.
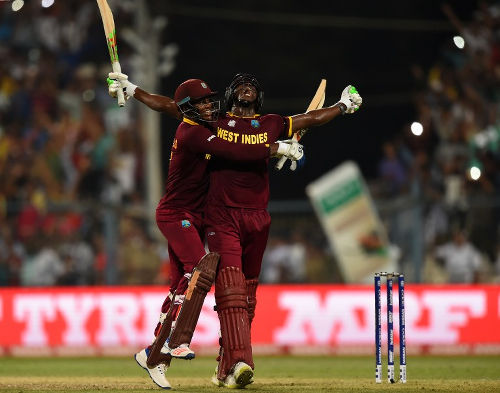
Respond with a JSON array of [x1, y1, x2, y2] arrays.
[[288, 152, 307, 171], [336, 85, 362, 114], [107, 79, 130, 100], [107, 72, 138, 99], [275, 139, 304, 171]]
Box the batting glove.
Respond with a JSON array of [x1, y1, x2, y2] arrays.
[[107, 72, 138, 99], [107, 79, 130, 100], [275, 139, 305, 170], [336, 85, 362, 114], [289, 154, 305, 171]]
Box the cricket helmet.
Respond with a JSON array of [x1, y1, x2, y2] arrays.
[[174, 79, 219, 121], [174, 79, 217, 105], [224, 73, 264, 112]]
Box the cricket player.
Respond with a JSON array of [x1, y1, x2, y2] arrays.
[[203, 73, 362, 388], [109, 72, 361, 388], [109, 77, 304, 389]]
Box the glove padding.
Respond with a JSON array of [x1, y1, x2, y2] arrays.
[[289, 154, 305, 171], [275, 139, 304, 171], [107, 78, 131, 100], [336, 85, 362, 114], [107, 72, 138, 99]]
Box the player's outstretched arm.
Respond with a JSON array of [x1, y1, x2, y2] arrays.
[[134, 89, 182, 120], [290, 85, 362, 131], [186, 125, 304, 162], [108, 72, 182, 120]]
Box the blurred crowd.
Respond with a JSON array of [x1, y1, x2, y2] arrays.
[[1, 2, 500, 286], [371, 2, 500, 283], [0, 2, 168, 286]]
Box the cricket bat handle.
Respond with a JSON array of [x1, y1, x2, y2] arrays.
[[112, 61, 125, 107], [275, 79, 325, 171], [275, 156, 287, 170]]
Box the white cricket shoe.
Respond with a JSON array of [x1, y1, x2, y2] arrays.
[[231, 362, 254, 388], [212, 362, 254, 389], [134, 348, 171, 389], [161, 343, 195, 360]]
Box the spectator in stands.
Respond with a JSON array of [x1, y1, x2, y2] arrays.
[[262, 233, 307, 283], [118, 217, 162, 285], [20, 236, 64, 286], [434, 229, 482, 284], [377, 141, 408, 197], [58, 212, 94, 285]]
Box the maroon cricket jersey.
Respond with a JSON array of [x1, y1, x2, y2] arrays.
[[207, 113, 293, 209], [156, 118, 271, 217]]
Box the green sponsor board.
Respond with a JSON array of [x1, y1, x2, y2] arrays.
[[319, 178, 363, 214], [307, 161, 394, 282]]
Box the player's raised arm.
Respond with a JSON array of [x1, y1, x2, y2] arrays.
[[185, 124, 304, 162], [290, 85, 362, 131], [108, 72, 182, 120]]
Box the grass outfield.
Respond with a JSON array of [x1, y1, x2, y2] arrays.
[[0, 355, 499, 392]]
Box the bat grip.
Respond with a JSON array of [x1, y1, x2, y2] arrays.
[[112, 61, 125, 107]]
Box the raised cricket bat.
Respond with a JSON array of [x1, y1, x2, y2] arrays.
[[96, 0, 125, 107], [275, 79, 327, 170]]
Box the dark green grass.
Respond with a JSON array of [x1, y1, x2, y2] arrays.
[[0, 355, 499, 392]]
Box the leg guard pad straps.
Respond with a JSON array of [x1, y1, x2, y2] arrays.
[[246, 279, 259, 326], [215, 266, 253, 380], [153, 292, 175, 337], [168, 252, 220, 348], [147, 291, 176, 368]]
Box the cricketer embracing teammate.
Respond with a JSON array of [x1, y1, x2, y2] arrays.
[[108, 70, 362, 389]]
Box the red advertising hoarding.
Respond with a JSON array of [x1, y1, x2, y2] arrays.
[[0, 285, 499, 355]]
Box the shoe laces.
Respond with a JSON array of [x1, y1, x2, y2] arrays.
[[156, 364, 165, 375]]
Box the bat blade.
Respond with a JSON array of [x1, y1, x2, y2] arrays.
[[96, 0, 125, 107], [275, 79, 326, 170], [305, 79, 327, 112]]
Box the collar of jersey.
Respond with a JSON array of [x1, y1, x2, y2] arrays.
[[226, 112, 261, 119], [183, 117, 199, 125]]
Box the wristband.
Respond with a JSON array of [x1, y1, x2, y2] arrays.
[[126, 83, 138, 98], [336, 102, 347, 115]]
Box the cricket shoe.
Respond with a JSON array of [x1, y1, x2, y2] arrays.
[[161, 343, 195, 360], [231, 362, 254, 388], [211, 366, 224, 387], [211, 362, 254, 389], [134, 348, 171, 389]]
